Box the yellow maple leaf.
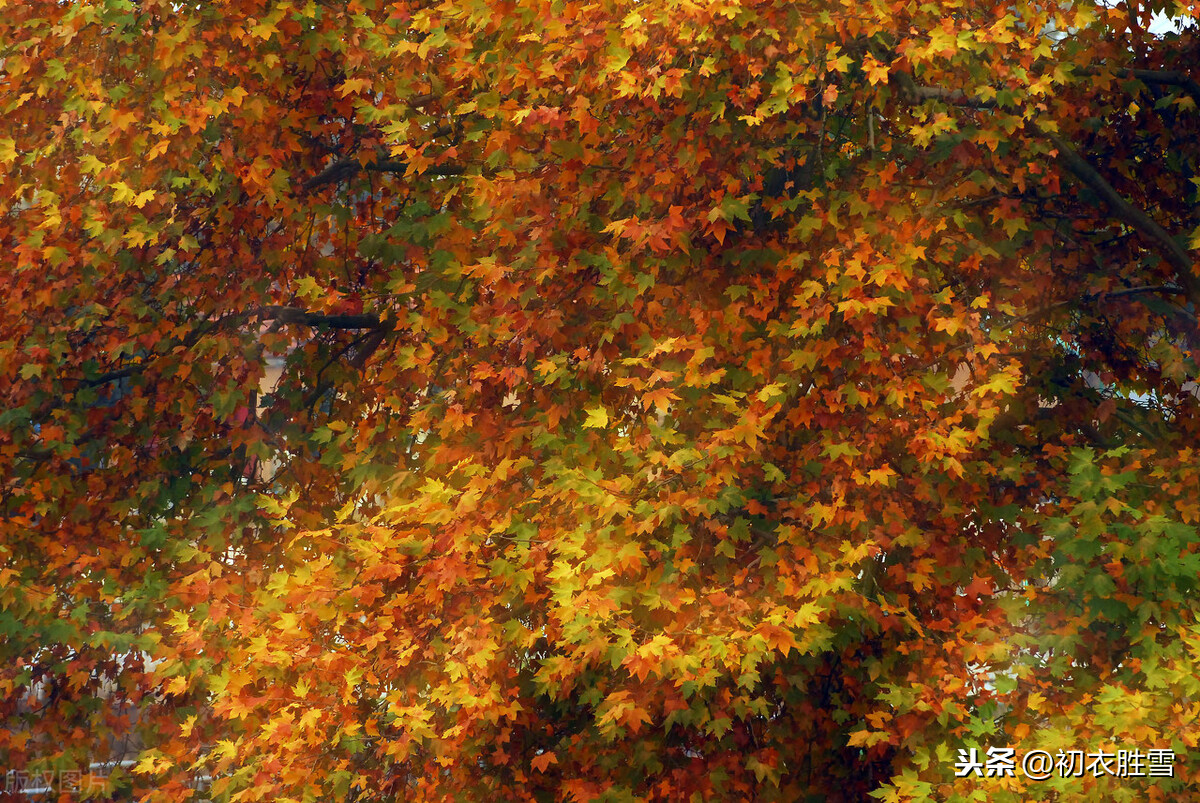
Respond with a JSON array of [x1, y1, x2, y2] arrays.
[[583, 406, 609, 428], [863, 55, 889, 86]]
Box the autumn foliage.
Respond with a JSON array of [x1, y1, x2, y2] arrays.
[[2, 0, 1200, 800]]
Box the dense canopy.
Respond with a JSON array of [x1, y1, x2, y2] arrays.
[[2, 0, 1199, 800]]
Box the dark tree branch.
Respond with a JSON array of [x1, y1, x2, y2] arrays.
[[254, 306, 387, 330], [1005, 285, 1197, 327], [61, 307, 385, 397], [909, 85, 997, 108], [900, 78, 1198, 306], [1111, 68, 1200, 103], [301, 156, 466, 192], [908, 69, 1200, 108], [79, 366, 138, 388], [1093, 284, 1190, 302], [1047, 133, 1199, 304]]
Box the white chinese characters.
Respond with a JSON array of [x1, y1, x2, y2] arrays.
[[953, 746, 1175, 779]]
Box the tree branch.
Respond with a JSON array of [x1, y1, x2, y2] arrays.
[[79, 366, 139, 388], [301, 156, 466, 192], [903, 66, 1200, 110], [1047, 133, 1199, 304], [909, 85, 997, 108], [1110, 68, 1200, 103], [1006, 285, 1197, 327], [68, 308, 386, 394], [254, 306, 387, 330]]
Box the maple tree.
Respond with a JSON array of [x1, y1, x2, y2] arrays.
[[2, 0, 1199, 800]]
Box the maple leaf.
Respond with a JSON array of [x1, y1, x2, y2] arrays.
[[863, 55, 890, 86], [582, 406, 609, 428], [961, 575, 993, 600]]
